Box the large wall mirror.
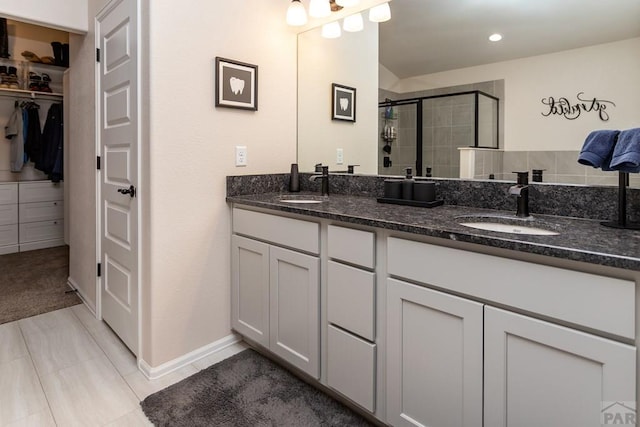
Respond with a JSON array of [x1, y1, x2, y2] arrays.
[[297, 0, 640, 185]]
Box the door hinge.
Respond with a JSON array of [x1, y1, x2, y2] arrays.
[[97, 156, 101, 170], [96, 48, 100, 62], [97, 263, 102, 277]]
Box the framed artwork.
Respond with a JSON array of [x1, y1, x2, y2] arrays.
[[215, 57, 258, 110], [332, 83, 356, 122]]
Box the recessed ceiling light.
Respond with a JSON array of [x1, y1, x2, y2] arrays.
[[489, 33, 503, 42]]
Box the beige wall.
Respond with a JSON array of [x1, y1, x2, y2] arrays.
[[144, 0, 297, 365], [0, 0, 88, 33], [298, 18, 379, 174], [387, 38, 640, 152]]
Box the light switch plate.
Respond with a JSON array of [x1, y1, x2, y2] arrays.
[[236, 146, 247, 166], [336, 148, 344, 165]]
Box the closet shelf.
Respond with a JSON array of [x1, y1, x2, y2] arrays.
[[0, 88, 63, 100]]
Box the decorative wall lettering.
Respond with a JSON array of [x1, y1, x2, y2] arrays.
[[541, 92, 615, 121]]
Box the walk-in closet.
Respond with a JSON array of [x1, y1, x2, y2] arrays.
[[0, 19, 78, 325]]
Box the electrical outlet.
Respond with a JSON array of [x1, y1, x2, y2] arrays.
[[336, 148, 344, 165], [235, 146, 247, 166]]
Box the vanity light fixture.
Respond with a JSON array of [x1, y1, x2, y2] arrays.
[[322, 21, 342, 38], [286, 0, 308, 26], [309, 0, 331, 18], [489, 33, 503, 42], [369, 2, 391, 22], [343, 13, 364, 32], [335, 0, 360, 7]]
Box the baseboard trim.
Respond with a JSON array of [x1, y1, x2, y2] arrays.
[[67, 276, 96, 315], [138, 333, 242, 380]]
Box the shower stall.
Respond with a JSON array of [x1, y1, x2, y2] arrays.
[[379, 91, 500, 177]]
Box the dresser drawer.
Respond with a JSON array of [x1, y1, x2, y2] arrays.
[[328, 261, 375, 341], [387, 237, 635, 339], [0, 223, 18, 246], [0, 183, 18, 205], [327, 325, 376, 412], [328, 225, 375, 269], [0, 203, 18, 226], [233, 208, 319, 255], [19, 200, 64, 223], [19, 181, 64, 203], [19, 220, 64, 243]]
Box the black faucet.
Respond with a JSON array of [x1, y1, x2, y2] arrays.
[[347, 164, 360, 174], [509, 171, 530, 217], [309, 166, 329, 196]]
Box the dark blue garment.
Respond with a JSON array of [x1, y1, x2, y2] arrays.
[[578, 130, 619, 170], [40, 103, 63, 182], [22, 108, 28, 164], [610, 128, 640, 173]]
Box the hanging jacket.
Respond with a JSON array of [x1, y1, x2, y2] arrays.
[[4, 102, 24, 172], [25, 102, 42, 166], [40, 103, 63, 181]]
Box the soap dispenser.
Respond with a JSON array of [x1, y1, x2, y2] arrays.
[[402, 167, 414, 200]]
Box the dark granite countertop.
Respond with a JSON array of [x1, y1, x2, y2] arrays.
[[227, 192, 640, 271]]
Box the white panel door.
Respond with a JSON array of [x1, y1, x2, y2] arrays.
[[269, 245, 320, 378], [484, 306, 636, 427], [387, 278, 483, 427], [231, 235, 270, 348], [98, 0, 139, 355]]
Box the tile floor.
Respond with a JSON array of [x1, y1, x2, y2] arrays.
[[0, 304, 247, 426]]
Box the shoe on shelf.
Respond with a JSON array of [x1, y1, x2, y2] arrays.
[[39, 74, 52, 92], [28, 72, 41, 91], [21, 50, 42, 63]]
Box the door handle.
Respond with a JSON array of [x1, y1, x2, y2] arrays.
[[117, 185, 136, 198]]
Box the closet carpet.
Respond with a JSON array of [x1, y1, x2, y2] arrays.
[[0, 245, 80, 325], [142, 348, 376, 427]]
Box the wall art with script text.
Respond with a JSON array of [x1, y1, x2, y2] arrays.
[[541, 92, 615, 121]]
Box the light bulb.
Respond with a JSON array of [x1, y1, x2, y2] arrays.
[[321, 21, 341, 39], [369, 2, 391, 22], [286, 0, 307, 26], [335, 0, 360, 7], [343, 13, 363, 32], [309, 0, 331, 18]]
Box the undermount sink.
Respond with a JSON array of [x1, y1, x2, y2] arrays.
[[278, 195, 327, 204], [456, 214, 560, 236]]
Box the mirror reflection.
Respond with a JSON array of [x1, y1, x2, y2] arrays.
[[297, 0, 640, 185]]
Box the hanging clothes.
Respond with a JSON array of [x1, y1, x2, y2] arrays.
[[40, 102, 63, 182], [4, 101, 24, 172], [24, 101, 43, 169]]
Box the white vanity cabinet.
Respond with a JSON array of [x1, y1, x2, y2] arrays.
[[326, 224, 377, 412], [386, 237, 636, 427], [0, 182, 19, 254], [231, 208, 320, 378]]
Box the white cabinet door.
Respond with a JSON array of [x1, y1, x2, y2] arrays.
[[231, 235, 270, 348], [269, 245, 320, 378], [484, 306, 636, 427], [387, 278, 483, 427]]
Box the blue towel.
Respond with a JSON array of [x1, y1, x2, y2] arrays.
[[610, 128, 640, 173], [578, 130, 619, 170]]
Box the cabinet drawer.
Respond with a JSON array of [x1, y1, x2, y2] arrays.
[[387, 237, 635, 339], [0, 183, 18, 205], [233, 208, 319, 254], [18, 181, 64, 203], [328, 261, 375, 341], [327, 325, 376, 412], [328, 225, 375, 269], [0, 223, 18, 246], [19, 201, 64, 223], [0, 203, 18, 225], [19, 220, 64, 243]]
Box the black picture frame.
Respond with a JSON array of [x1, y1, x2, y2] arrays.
[[215, 57, 258, 111], [332, 83, 356, 122]]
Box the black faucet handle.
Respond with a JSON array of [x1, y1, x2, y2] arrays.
[[321, 166, 329, 176], [512, 171, 529, 185], [315, 163, 323, 172], [347, 164, 360, 174]]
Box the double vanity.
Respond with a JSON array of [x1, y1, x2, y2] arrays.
[[227, 174, 640, 427]]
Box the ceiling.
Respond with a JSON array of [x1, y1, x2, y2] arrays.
[[379, 0, 640, 79]]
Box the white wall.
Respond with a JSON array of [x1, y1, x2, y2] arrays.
[[145, 0, 297, 366], [0, 0, 88, 33], [298, 18, 378, 173], [388, 38, 640, 152]]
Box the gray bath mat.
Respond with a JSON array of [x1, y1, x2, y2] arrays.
[[141, 348, 375, 426]]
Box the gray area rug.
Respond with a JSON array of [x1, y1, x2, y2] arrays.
[[0, 245, 80, 325], [141, 348, 376, 427]]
